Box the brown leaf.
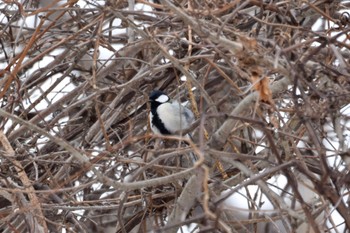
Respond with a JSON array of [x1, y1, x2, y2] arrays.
[[251, 74, 274, 104]]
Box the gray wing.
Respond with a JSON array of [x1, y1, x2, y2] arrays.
[[175, 101, 195, 128], [163, 101, 194, 132], [182, 106, 195, 124]]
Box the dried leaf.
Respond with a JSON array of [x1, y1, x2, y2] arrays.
[[251, 74, 274, 104]]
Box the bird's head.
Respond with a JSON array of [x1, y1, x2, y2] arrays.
[[149, 90, 170, 104]]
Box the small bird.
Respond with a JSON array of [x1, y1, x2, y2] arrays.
[[149, 90, 195, 136]]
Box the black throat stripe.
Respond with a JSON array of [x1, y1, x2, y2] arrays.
[[150, 102, 172, 135]]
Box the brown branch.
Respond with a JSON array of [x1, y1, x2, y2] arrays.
[[0, 130, 48, 233]]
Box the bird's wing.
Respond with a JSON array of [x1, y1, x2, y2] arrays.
[[181, 105, 195, 125], [172, 101, 195, 126]]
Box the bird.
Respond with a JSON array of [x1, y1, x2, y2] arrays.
[[149, 90, 195, 136]]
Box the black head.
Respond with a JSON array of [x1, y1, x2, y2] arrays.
[[149, 90, 170, 104]]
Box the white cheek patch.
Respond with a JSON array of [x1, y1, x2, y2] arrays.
[[155, 94, 169, 103]]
